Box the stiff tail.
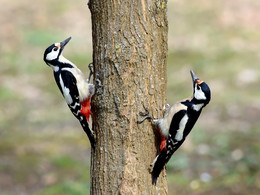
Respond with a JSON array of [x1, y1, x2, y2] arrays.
[[79, 116, 95, 148], [79, 98, 95, 148], [151, 151, 168, 185]]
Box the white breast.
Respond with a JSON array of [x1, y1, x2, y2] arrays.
[[157, 102, 188, 138]]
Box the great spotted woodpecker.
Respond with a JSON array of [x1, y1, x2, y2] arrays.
[[43, 37, 95, 148], [138, 70, 211, 184]]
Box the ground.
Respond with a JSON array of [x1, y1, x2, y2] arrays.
[[0, 0, 259, 194]]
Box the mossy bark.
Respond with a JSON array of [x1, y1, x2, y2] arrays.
[[89, 0, 168, 194]]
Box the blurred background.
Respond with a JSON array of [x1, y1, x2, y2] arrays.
[[0, 0, 259, 194]]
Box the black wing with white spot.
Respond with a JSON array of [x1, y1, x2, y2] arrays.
[[58, 70, 95, 147], [60, 70, 81, 115]]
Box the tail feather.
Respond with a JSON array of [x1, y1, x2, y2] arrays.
[[152, 174, 159, 185], [68, 99, 95, 148], [151, 151, 168, 185], [79, 115, 95, 149]]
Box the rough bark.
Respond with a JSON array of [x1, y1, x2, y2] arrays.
[[89, 0, 168, 194]]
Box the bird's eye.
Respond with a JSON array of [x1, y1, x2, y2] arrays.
[[53, 47, 58, 51]]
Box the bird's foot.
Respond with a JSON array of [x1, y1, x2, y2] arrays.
[[137, 107, 154, 124], [163, 103, 170, 114], [87, 63, 94, 82]]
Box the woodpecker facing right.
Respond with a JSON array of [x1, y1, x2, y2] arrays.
[[138, 70, 211, 185], [43, 37, 96, 148]]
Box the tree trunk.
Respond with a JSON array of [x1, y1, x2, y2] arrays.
[[89, 0, 168, 194]]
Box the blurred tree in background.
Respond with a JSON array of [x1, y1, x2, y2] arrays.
[[0, 0, 259, 194]]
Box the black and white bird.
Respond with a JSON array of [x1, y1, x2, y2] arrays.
[[138, 70, 211, 184], [43, 37, 95, 148]]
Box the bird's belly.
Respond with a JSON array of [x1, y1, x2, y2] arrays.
[[158, 119, 170, 138], [77, 79, 90, 101]]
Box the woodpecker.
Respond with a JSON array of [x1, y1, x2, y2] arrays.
[[138, 70, 211, 184], [43, 37, 95, 148]]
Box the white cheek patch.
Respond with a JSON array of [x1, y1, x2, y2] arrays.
[[46, 50, 59, 61], [194, 86, 207, 100], [46, 43, 60, 61]]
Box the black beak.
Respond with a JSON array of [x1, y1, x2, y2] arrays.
[[60, 37, 71, 51], [190, 70, 199, 84]]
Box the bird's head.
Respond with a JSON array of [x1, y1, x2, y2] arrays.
[[190, 70, 211, 104], [43, 37, 71, 69]]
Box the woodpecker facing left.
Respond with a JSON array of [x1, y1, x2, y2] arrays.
[[43, 37, 95, 148]]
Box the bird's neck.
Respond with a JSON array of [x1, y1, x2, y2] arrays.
[[48, 56, 75, 72], [59, 55, 74, 66], [47, 63, 59, 72], [189, 98, 206, 112], [191, 103, 205, 112]]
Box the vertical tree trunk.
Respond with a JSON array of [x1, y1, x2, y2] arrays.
[[89, 0, 168, 194]]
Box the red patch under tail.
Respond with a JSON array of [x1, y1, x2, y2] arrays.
[[157, 127, 167, 152], [80, 98, 92, 122]]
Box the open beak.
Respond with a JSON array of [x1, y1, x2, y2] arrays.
[[60, 37, 71, 51], [190, 70, 203, 85]]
